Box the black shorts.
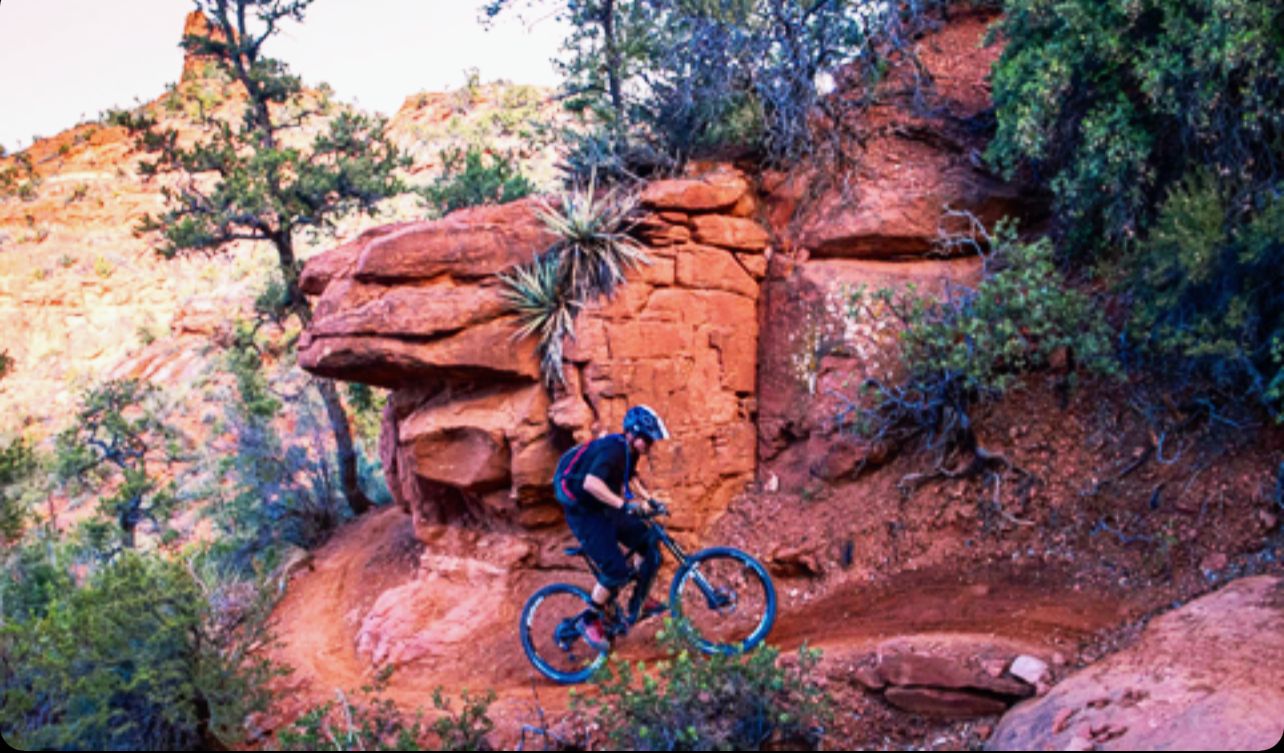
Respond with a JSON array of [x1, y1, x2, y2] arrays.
[[562, 502, 657, 590]]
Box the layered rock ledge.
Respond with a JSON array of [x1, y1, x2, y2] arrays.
[[299, 169, 767, 537]]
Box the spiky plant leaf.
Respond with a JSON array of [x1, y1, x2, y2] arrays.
[[535, 173, 648, 303], [498, 253, 578, 386]]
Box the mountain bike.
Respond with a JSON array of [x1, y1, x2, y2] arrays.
[[519, 502, 777, 684]]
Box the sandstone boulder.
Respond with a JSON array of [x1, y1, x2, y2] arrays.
[[352, 201, 555, 282], [640, 169, 750, 213], [988, 576, 1284, 751], [842, 638, 1040, 720]]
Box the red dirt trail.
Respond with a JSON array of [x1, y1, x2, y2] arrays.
[[265, 506, 1128, 743]]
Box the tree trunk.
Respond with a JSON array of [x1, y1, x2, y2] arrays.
[[315, 377, 374, 517], [601, 0, 624, 124], [275, 231, 373, 518]]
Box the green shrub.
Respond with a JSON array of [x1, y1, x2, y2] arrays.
[[988, 0, 1284, 414], [102, 106, 156, 132], [989, 0, 1283, 255], [490, 1, 964, 171], [845, 218, 1117, 456], [205, 323, 352, 576], [420, 145, 534, 216], [574, 626, 831, 751], [0, 547, 277, 750], [55, 380, 186, 551], [1126, 172, 1284, 416], [0, 153, 40, 201]]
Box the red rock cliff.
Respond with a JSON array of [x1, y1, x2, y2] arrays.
[[298, 169, 766, 539]]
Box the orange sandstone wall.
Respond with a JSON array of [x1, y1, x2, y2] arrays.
[[298, 168, 766, 539]]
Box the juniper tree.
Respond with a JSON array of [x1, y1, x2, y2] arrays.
[[135, 0, 410, 515], [54, 380, 184, 551]]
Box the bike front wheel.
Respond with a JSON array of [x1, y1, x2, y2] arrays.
[[519, 583, 609, 684], [669, 547, 776, 656]]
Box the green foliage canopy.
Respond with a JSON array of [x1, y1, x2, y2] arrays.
[[0, 438, 35, 543], [55, 380, 186, 551], [0, 548, 276, 750], [988, 0, 1284, 413], [486, 0, 920, 170], [135, 0, 409, 309], [845, 218, 1117, 455]]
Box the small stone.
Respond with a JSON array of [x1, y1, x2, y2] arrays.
[[975, 724, 993, 740], [853, 665, 885, 691], [1259, 510, 1278, 530], [763, 472, 780, 493], [1101, 725, 1128, 742], [1200, 552, 1228, 572], [1051, 651, 1068, 667], [1036, 680, 1052, 697], [1010, 654, 1050, 685], [1064, 735, 1095, 751], [983, 658, 1008, 678]]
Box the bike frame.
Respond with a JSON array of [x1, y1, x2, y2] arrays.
[[577, 512, 728, 617]]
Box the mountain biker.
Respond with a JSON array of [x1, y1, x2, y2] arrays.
[[552, 405, 671, 651]]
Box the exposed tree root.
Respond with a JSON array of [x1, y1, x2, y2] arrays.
[[898, 443, 1038, 527], [898, 444, 1032, 495]]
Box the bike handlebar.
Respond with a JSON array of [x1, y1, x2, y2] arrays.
[[632, 499, 669, 519]]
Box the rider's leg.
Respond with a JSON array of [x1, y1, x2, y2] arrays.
[[616, 516, 662, 621], [564, 505, 633, 616], [590, 582, 612, 610]]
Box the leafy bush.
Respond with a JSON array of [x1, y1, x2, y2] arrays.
[[988, 0, 1284, 414], [573, 626, 831, 751], [490, 1, 962, 172], [1126, 172, 1284, 416], [421, 145, 534, 216], [0, 547, 277, 750], [276, 672, 495, 751], [204, 323, 354, 576], [0, 153, 40, 201], [844, 217, 1117, 459]]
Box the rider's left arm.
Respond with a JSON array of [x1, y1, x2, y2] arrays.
[[630, 478, 659, 512]]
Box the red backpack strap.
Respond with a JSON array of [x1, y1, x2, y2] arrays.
[[558, 442, 591, 500]]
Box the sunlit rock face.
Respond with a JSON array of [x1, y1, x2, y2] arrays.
[[299, 171, 766, 539]]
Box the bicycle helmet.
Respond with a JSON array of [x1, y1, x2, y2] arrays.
[[623, 404, 670, 443]]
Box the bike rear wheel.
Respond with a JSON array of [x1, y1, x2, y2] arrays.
[[669, 547, 776, 656], [519, 583, 609, 684]]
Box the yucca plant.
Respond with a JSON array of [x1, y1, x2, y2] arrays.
[[499, 252, 579, 386], [535, 174, 649, 303], [503, 176, 648, 386]]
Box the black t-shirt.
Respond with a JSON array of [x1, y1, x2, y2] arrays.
[[558, 434, 635, 508]]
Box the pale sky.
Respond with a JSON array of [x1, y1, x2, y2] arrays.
[[0, 0, 567, 153]]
